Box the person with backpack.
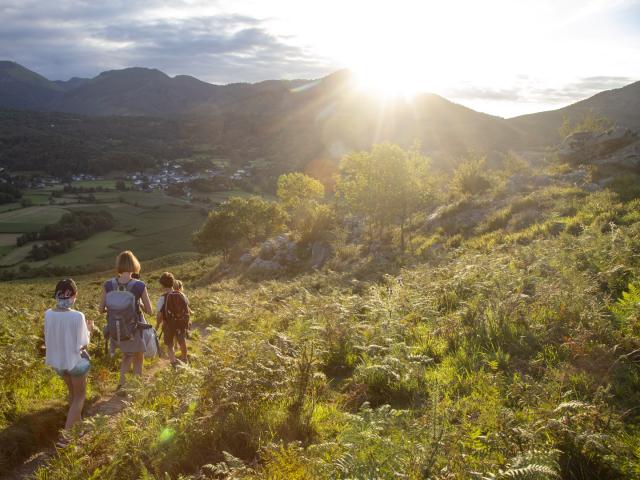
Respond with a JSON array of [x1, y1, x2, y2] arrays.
[[156, 272, 190, 367], [44, 278, 92, 437], [99, 250, 153, 390]]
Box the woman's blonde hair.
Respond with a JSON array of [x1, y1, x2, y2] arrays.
[[116, 250, 141, 274]]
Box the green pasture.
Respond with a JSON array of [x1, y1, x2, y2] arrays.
[[0, 242, 40, 266], [23, 191, 52, 205], [0, 206, 68, 233], [71, 179, 131, 189], [0, 188, 219, 271], [20, 201, 206, 269], [0, 203, 20, 213], [0, 234, 19, 247], [30, 231, 135, 268], [192, 189, 264, 204]]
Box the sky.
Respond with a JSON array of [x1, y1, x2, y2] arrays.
[[1, 0, 639, 117]]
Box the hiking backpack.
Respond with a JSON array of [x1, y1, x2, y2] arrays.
[[162, 291, 190, 331], [105, 279, 140, 343]]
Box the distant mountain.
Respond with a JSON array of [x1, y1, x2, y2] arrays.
[[0, 62, 528, 158], [0, 61, 61, 109], [2, 61, 638, 175], [508, 81, 640, 145]]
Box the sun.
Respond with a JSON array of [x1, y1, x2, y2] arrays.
[[352, 63, 427, 99]]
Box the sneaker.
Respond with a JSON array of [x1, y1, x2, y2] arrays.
[[55, 434, 71, 449], [115, 384, 127, 397]]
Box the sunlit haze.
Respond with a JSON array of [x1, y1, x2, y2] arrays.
[[2, 0, 640, 117]]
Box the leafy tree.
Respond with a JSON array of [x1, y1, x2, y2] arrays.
[[277, 172, 330, 242], [115, 180, 127, 191], [449, 157, 493, 196], [558, 111, 613, 139], [335, 143, 431, 251], [277, 172, 324, 208], [193, 196, 287, 259]]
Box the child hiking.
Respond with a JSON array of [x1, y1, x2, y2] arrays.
[[100, 250, 153, 391], [44, 278, 92, 441], [156, 272, 190, 367]]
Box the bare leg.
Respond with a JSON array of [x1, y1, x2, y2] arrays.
[[177, 338, 188, 362], [120, 354, 133, 386], [63, 374, 73, 405], [131, 352, 144, 376], [166, 343, 176, 363], [65, 374, 87, 431]]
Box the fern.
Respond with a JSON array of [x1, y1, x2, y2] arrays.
[[498, 464, 560, 479], [611, 281, 640, 335], [484, 450, 561, 480]]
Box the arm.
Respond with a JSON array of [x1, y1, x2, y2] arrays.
[[79, 314, 90, 349], [141, 287, 153, 315], [99, 286, 107, 314], [86, 316, 95, 334]]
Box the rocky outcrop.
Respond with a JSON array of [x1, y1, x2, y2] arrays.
[[557, 127, 637, 164], [247, 234, 298, 275], [595, 139, 640, 170], [310, 241, 331, 269], [247, 258, 282, 275]]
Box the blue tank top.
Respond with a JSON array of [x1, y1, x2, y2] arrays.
[[104, 278, 146, 319]]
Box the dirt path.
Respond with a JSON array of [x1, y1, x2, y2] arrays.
[[2, 357, 169, 480]]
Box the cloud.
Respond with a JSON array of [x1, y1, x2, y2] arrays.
[[531, 76, 636, 103], [444, 86, 523, 102], [0, 0, 334, 82], [446, 76, 635, 107]]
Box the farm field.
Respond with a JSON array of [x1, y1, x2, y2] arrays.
[[0, 202, 20, 212], [0, 242, 41, 266], [0, 181, 215, 274], [29, 231, 135, 268], [0, 233, 18, 247], [0, 206, 68, 233]]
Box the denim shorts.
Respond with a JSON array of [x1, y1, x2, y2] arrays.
[[54, 357, 91, 377]]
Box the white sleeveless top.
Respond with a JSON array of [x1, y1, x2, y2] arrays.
[[44, 309, 90, 371]]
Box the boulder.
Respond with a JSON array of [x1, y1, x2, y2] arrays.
[[310, 241, 331, 269], [239, 252, 254, 265], [259, 234, 293, 260], [248, 258, 282, 275], [558, 127, 637, 163], [595, 139, 640, 170], [506, 173, 553, 194]]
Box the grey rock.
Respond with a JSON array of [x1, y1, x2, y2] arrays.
[[311, 241, 331, 269], [259, 234, 292, 260], [506, 173, 553, 193], [594, 139, 640, 169], [239, 252, 254, 265], [248, 258, 282, 274], [558, 127, 637, 163]]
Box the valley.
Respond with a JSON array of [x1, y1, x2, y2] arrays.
[[0, 59, 639, 479]]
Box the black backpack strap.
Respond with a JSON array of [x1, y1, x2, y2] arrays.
[[161, 292, 169, 316]]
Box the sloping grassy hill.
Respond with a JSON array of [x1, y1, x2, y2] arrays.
[[1, 181, 640, 478]]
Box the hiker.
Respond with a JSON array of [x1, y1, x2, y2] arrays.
[[173, 279, 194, 314], [44, 278, 92, 434], [99, 250, 153, 390], [156, 272, 190, 367]]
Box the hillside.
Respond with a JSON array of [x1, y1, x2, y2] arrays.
[[2, 175, 640, 478], [1, 139, 640, 478], [508, 80, 640, 145], [0, 65, 531, 177]]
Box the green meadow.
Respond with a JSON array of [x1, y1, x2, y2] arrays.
[[0, 181, 211, 273]]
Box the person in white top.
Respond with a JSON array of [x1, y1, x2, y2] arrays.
[[44, 278, 93, 434]]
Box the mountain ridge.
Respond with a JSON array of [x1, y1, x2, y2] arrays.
[[1, 61, 639, 167]]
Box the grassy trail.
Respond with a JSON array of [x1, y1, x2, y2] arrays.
[[2, 327, 207, 480]]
